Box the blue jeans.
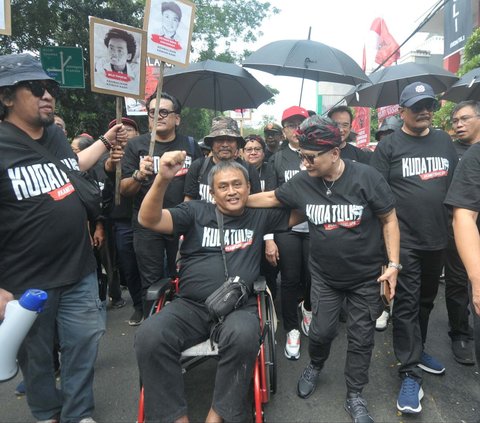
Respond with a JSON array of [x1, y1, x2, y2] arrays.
[[18, 272, 106, 422]]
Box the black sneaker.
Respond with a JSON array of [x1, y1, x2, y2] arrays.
[[128, 309, 144, 326], [110, 298, 127, 309], [297, 363, 321, 399], [452, 340, 475, 365], [344, 392, 374, 423]]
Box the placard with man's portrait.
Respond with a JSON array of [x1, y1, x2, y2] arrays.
[[89, 17, 147, 98], [144, 0, 195, 67], [0, 0, 11, 36]]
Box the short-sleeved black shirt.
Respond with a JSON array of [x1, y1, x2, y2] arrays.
[[275, 160, 395, 286], [445, 143, 480, 220], [370, 128, 458, 250], [0, 122, 96, 294], [169, 201, 290, 302], [183, 156, 261, 202], [341, 143, 372, 164], [122, 133, 202, 211]]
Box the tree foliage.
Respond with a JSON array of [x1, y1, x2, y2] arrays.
[[0, 0, 278, 137]]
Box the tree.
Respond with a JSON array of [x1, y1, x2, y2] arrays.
[[0, 0, 278, 136]]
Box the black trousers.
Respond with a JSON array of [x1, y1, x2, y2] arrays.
[[445, 235, 473, 340], [308, 274, 383, 393], [134, 297, 260, 423], [275, 231, 311, 331], [392, 247, 444, 381], [133, 221, 179, 316]]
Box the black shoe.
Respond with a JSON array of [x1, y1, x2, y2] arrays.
[[452, 339, 475, 365], [344, 392, 374, 423], [128, 309, 144, 326], [110, 298, 126, 309], [297, 363, 321, 399]]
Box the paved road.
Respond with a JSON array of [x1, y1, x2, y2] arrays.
[[1, 284, 479, 422]]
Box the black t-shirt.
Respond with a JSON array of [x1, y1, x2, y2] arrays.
[[257, 162, 272, 192], [169, 201, 290, 301], [0, 122, 96, 294], [453, 140, 473, 160], [275, 160, 394, 286], [183, 156, 261, 202], [265, 145, 302, 190], [370, 128, 458, 250], [341, 143, 372, 164], [122, 133, 202, 211], [445, 143, 480, 228]]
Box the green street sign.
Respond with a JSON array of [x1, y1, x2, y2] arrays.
[[40, 46, 85, 89]]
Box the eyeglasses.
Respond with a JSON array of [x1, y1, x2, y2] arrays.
[[18, 80, 60, 99], [283, 122, 302, 130], [298, 150, 329, 164], [452, 115, 480, 126], [408, 99, 439, 114], [244, 147, 263, 153], [148, 108, 177, 118]]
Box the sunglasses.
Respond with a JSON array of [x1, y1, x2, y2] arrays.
[[18, 80, 60, 98], [408, 99, 439, 114], [298, 150, 329, 164], [148, 108, 177, 119]]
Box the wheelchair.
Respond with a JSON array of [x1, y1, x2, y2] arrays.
[[137, 276, 277, 423]]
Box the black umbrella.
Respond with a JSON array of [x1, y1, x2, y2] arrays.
[[345, 62, 459, 108], [242, 39, 370, 86], [162, 60, 272, 112], [442, 67, 480, 102]]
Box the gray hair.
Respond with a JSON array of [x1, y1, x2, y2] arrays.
[[207, 160, 249, 190], [452, 100, 480, 118]]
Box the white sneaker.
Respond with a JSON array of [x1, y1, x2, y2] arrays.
[[375, 310, 389, 332], [300, 301, 312, 337], [285, 329, 301, 360], [79, 418, 97, 423]]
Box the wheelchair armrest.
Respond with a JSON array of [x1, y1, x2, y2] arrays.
[[146, 278, 172, 301], [253, 277, 267, 294]]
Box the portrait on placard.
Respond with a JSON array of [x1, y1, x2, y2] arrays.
[[89, 17, 147, 98], [144, 0, 195, 67], [0, 0, 11, 36]]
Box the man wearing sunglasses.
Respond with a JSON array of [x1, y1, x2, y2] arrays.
[[0, 53, 127, 423], [443, 100, 480, 366], [247, 115, 400, 423], [121, 91, 203, 318], [370, 81, 458, 414]]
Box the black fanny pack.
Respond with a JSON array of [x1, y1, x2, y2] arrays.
[[205, 276, 250, 322]]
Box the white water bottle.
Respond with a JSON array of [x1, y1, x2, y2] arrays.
[[0, 289, 48, 382]]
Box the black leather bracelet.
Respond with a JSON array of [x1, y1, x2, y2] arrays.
[[99, 135, 113, 151]]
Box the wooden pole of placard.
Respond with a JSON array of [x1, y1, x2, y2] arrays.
[[148, 61, 166, 157], [115, 97, 123, 206]]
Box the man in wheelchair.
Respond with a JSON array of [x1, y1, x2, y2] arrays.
[[135, 150, 299, 422]]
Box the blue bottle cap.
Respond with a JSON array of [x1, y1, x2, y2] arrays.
[[18, 289, 48, 312]]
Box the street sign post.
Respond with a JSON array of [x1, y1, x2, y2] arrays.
[[40, 46, 85, 88]]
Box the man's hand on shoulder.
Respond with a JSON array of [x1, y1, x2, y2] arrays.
[[0, 288, 14, 320]]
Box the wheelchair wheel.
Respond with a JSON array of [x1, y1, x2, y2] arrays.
[[263, 291, 277, 394]]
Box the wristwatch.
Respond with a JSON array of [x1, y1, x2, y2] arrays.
[[132, 170, 145, 183], [388, 261, 403, 271]]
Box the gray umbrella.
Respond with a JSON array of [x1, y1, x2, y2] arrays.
[[345, 62, 459, 108], [242, 39, 370, 86], [162, 60, 272, 112], [442, 67, 480, 102]]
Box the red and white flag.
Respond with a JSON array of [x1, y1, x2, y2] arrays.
[[370, 17, 400, 67]]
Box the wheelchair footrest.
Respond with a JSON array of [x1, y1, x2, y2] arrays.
[[146, 278, 172, 301], [181, 339, 219, 357]]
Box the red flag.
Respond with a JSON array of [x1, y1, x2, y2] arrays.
[[370, 18, 400, 66]]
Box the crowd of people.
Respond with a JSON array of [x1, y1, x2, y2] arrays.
[[0, 52, 479, 423]]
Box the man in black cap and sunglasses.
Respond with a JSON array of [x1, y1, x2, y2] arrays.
[[0, 53, 127, 423], [370, 81, 458, 415]]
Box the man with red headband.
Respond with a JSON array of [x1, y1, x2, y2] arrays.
[[248, 115, 400, 423]]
